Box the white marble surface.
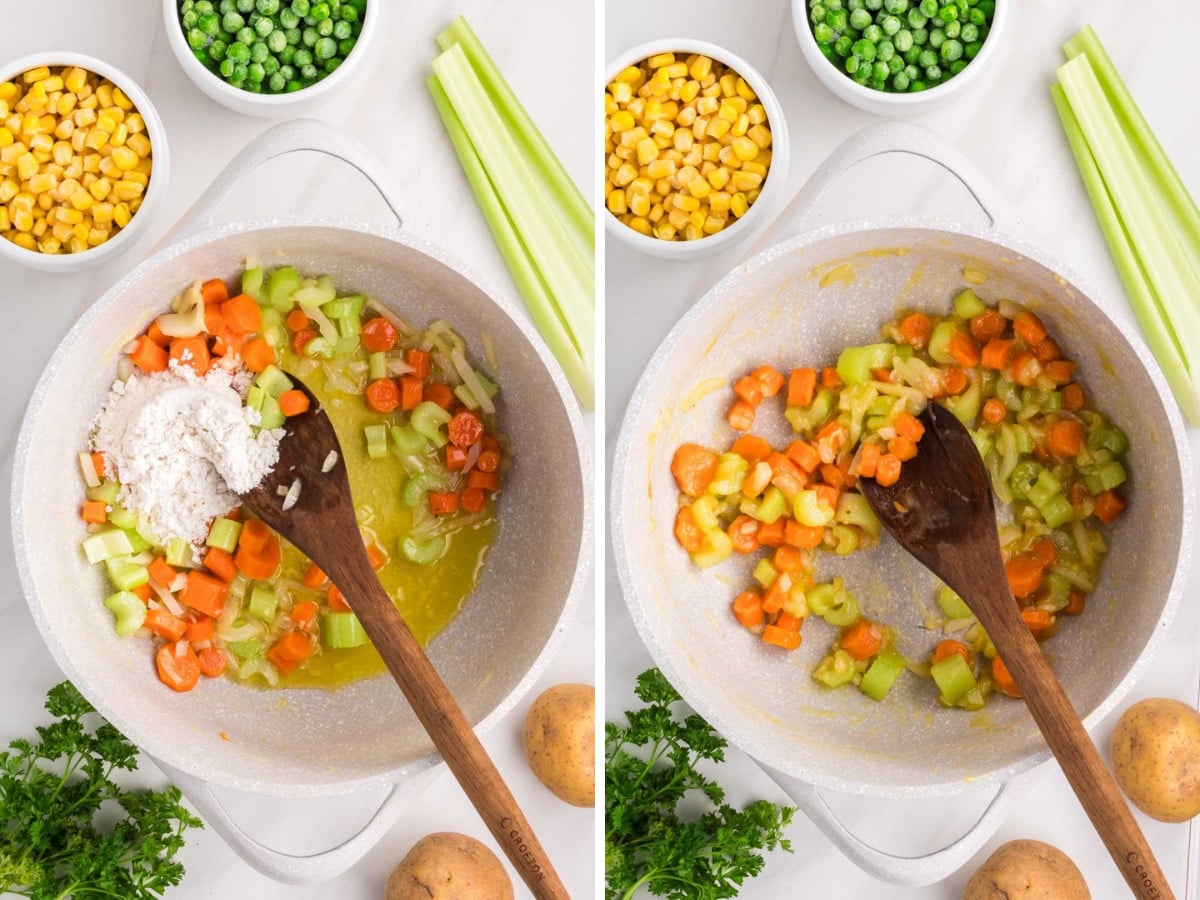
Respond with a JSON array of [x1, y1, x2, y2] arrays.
[[605, 1, 1200, 897], [0, 1, 595, 898]]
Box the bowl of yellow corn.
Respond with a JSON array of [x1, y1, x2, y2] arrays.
[[0, 53, 168, 272], [604, 39, 789, 258]]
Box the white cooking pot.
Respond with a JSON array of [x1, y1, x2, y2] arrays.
[[12, 119, 590, 884], [612, 122, 1192, 886]]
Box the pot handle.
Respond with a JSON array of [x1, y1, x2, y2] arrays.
[[759, 762, 1035, 886], [157, 118, 403, 249], [751, 120, 1017, 255], [152, 755, 440, 885]]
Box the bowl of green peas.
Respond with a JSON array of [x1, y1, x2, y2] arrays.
[[165, 0, 375, 116], [793, 0, 1006, 115]]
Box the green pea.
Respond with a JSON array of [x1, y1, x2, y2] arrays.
[[834, 34, 854, 56], [849, 7, 872, 29], [907, 8, 926, 27], [182, 8, 200, 27], [279, 63, 295, 79], [293, 47, 312, 66], [219, 57, 236, 77], [881, 14, 900, 35], [911, 26, 928, 43], [339, 4, 357, 22], [324, 57, 341, 73], [279, 47, 295, 66], [918, 0, 936, 14], [182, 0, 196, 10], [938, 4, 957, 21], [194, 48, 212, 66], [300, 62, 318, 80], [814, 22, 835, 43], [314, 36, 337, 59], [263, 55, 280, 73], [302, 26, 318, 46], [941, 38, 963, 60], [245, 80, 262, 93], [285, 26, 301, 44], [847, 0, 865, 8], [309, 1, 330, 19], [230, 62, 248, 85], [893, 71, 910, 90], [872, 60, 889, 80], [228, 40, 251, 62], [256, 0, 280, 12], [187, 27, 209, 50], [236, 0, 254, 11], [904, 46, 921, 64], [247, 61, 265, 83], [263, 29, 283, 52], [210, 38, 228, 59], [291, 0, 310, 13], [910, 79, 927, 91], [865, 0, 882, 8], [844, 55, 860, 74], [195, 0, 214, 12], [250, 40, 270, 62], [316, 16, 334, 36], [904, 63, 919, 79], [894, 29, 913, 51], [810, 2, 828, 24], [929, 27, 945, 48], [877, 39, 895, 61], [332, 19, 351, 39], [237, 25, 255, 43], [968, 7, 986, 25], [285, 79, 304, 92], [268, 71, 287, 92], [199, 11, 221, 34], [965, 40, 982, 58], [852, 38, 876, 60], [825, 8, 848, 31], [219, 0, 235, 12], [254, 17, 273, 36], [883, 0, 907, 11], [960, 22, 978, 42], [949, 58, 967, 74], [825, 0, 843, 9], [887, 54, 903, 73], [944, 19, 960, 38], [863, 23, 882, 41], [337, 36, 356, 56], [917, 48, 937, 66], [221, 10, 244, 31], [925, 63, 942, 80]]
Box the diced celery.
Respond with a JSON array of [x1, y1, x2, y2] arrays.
[[86, 479, 121, 504], [324, 295, 365, 318], [82, 528, 134, 564], [1052, 559, 1097, 593], [104, 556, 148, 592], [822, 589, 861, 627], [931, 653, 977, 705], [337, 313, 362, 339], [365, 424, 389, 459], [829, 525, 858, 555], [107, 506, 137, 530], [292, 274, 336, 307], [261, 307, 283, 329], [1040, 493, 1076, 528], [859, 649, 906, 701], [166, 537, 193, 568], [255, 365, 294, 399], [1008, 460, 1043, 501], [1044, 572, 1072, 611], [1013, 426, 1034, 454], [122, 528, 150, 555], [752, 486, 786, 525], [266, 266, 301, 311], [708, 453, 748, 497], [402, 472, 447, 508], [971, 430, 994, 459], [227, 639, 262, 661], [302, 335, 335, 359], [335, 336, 361, 356], [247, 584, 277, 621], [390, 424, 430, 456], [246, 385, 267, 413], [995, 378, 1021, 410], [1027, 470, 1063, 509], [938, 585, 973, 619], [242, 266, 264, 301], [944, 376, 982, 425], [368, 352, 389, 381], [1084, 461, 1127, 494], [953, 288, 987, 319], [1089, 423, 1128, 455], [690, 494, 720, 529], [782, 584, 809, 617], [785, 387, 835, 434], [104, 590, 146, 636], [794, 490, 835, 527], [207, 517, 242, 553], [837, 343, 900, 385], [813, 649, 857, 688], [411, 401, 452, 447], [322, 611, 369, 649], [835, 492, 881, 538], [752, 558, 778, 589], [257, 395, 285, 431], [400, 534, 447, 566], [455, 371, 500, 410], [691, 528, 732, 568], [928, 322, 960, 365]]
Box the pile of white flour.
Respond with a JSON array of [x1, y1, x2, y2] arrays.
[[91, 362, 282, 552]]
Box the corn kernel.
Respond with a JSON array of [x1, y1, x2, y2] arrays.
[[0, 208, 7, 230], [673, 193, 700, 212], [16, 152, 37, 180], [647, 52, 675, 69], [629, 192, 650, 217], [122, 170, 148, 188], [606, 189, 628, 215], [13, 232, 36, 250], [0, 127, 10, 148], [112, 87, 133, 110], [627, 215, 651, 236], [91, 202, 113, 225], [23, 67, 50, 84], [614, 163, 637, 187], [743, 161, 767, 178], [30, 133, 52, 154], [88, 177, 111, 201], [689, 55, 712, 81], [32, 217, 48, 237], [96, 110, 120, 134], [646, 158, 676, 180], [708, 167, 731, 191], [663, 63, 688, 80], [95, 84, 113, 108], [687, 176, 712, 199], [610, 110, 635, 133], [39, 236, 61, 253], [56, 205, 83, 224], [69, 189, 93, 211], [653, 224, 677, 240], [732, 113, 750, 137], [0, 179, 16, 202], [731, 192, 749, 217], [64, 67, 87, 93], [28, 172, 56, 193], [705, 117, 731, 139], [99, 156, 119, 177], [114, 202, 131, 228], [709, 191, 732, 214], [111, 146, 138, 170], [732, 171, 762, 191], [732, 136, 759, 162], [748, 124, 772, 149], [126, 112, 145, 134], [748, 104, 767, 125], [74, 107, 96, 127], [12, 209, 33, 231]]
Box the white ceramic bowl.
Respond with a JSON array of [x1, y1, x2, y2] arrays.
[[0, 52, 170, 273], [604, 39, 790, 260], [162, 0, 379, 117], [792, 0, 1009, 116]]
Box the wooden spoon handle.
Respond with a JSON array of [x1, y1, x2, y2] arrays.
[[338, 562, 569, 900], [994, 621, 1173, 900]]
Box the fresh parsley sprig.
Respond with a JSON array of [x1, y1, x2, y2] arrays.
[[0, 682, 201, 899], [605, 669, 794, 900]]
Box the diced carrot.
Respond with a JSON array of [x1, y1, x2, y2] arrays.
[[291, 328, 318, 355], [728, 400, 756, 431], [813, 484, 840, 514], [784, 519, 824, 549], [399, 376, 423, 411], [449, 411, 484, 448], [1030, 538, 1058, 567], [225, 506, 242, 522], [853, 442, 881, 478], [181, 570, 228, 618], [752, 366, 785, 397], [948, 331, 981, 368], [234, 534, 281, 580], [170, 336, 211, 376], [1065, 591, 1086, 616], [200, 278, 229, 306], [1035, 337, 1062, 363], [286, 309, 310, 332], [145, 608, 187, 642], [146, 320, 170, 347], [185, 616, 214, 644], [932, 639, 972, 667], [1012, 311, 1047, 347], [981, 398, 1007, 425], [328, 584, 352, 612], [674, 507, 704, 552], [1005, 554, 1044, 598], [425, 382, 455, 410], [1044, 360, 1075, 385], [767, 452, 806, 499], [198, 646, 226, 678], [429, 491, 460, 515], [841, 620, 883, 660], [773, 545, 805, 574], [980, 338, 1014, 370], [461, 487, 487, 513], [266, 632, 314, 676], [820, 367, 842, 389], [90, 451, 107, 477], [211, 332, 242, 357], [1009, 350, 1041, 387], [129, 336, 168, 372], [870, 367, 894, 384], [238, 518, 271, 554], [289, 600, 319, 629], [898, 312, 932, 348], [671, 444, 719, 497], [1021, 608, 1055, 637], [364, 378, 401, 413], [892, 411, 925, 442], [888, 435, 917, 461], [741, 461, 771, 497], [406, 348, 431, 378], [220, 294, 261, 334], [466, 470, 500, 492], [239, 337, 274, 373], [202, 547, 236, 583], [302, 562, 329, 588], [361, 317, 398, 353], [970, 310, 1007, 343], [81, 500, 107, 524], [1047, 419, 1084, 457], [1094, 490, 1126, 524], [874, 453, 902, 487], [786, 440, 820, 473], [148, 556, 176, 588], [733, 375, 764, 407], [132, 583, 153, 602], [731, 435, 772, 463], [757, 518, 786, 548], [941, 367, 969, 396], [819, 462, 844, 490], [991, 655, 1021, 698], [774, 612, 802, 634], [440, 448, 470, 477], [157, 641, 201, 692], [204, 303, 225, 335], [732, 591, 764, 628], [278, 389, 310, 417], [477, 449, 501, 473], [762, 624, 801, 651], [786, 368, 817, 407], [816, 420, 848, 456], [723, 515, 758, 554], [1062, 383, 1085, 412]]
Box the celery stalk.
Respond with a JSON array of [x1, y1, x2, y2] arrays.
[[435, 16, 593, 263], [1054, 56, 1200, 422], [428, 74, 593, 406]]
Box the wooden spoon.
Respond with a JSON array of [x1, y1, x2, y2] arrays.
[[858, 402, 1172, 900], [239, 379, 568, 900]]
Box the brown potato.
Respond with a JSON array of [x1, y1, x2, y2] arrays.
[[962, 839, 1089, 900], [384, 832, 513, 900], [522, 682, 595, 807], [1110, 697, 1200, 823]]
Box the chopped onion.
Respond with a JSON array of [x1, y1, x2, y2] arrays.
[[451, 346, 494, 414], [193, 639, 212, 651], [322, 451, 338, 473], [169, 573, 187, 593], [322, 361, 363, 395], [152, 581, 184, 617], [291, 356, 319, 377], [116, 356, 135, 382], [366, 300, 415, 336], [281, 478, 302, 511], [217, 620, 261, 642], [998, 299, 1027, 320], [175, 640, 188, 659], [464, 439, 483, 472], [387, 358, 417, 376], [78, 451, 100, 488], [121, 339, 140, 355], [303, 304, 338, 344], [276, 485, 289, 497]]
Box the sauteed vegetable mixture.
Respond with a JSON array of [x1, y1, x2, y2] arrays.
[[80, 265, 505, 692], [671, 287, 1129, 710]]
